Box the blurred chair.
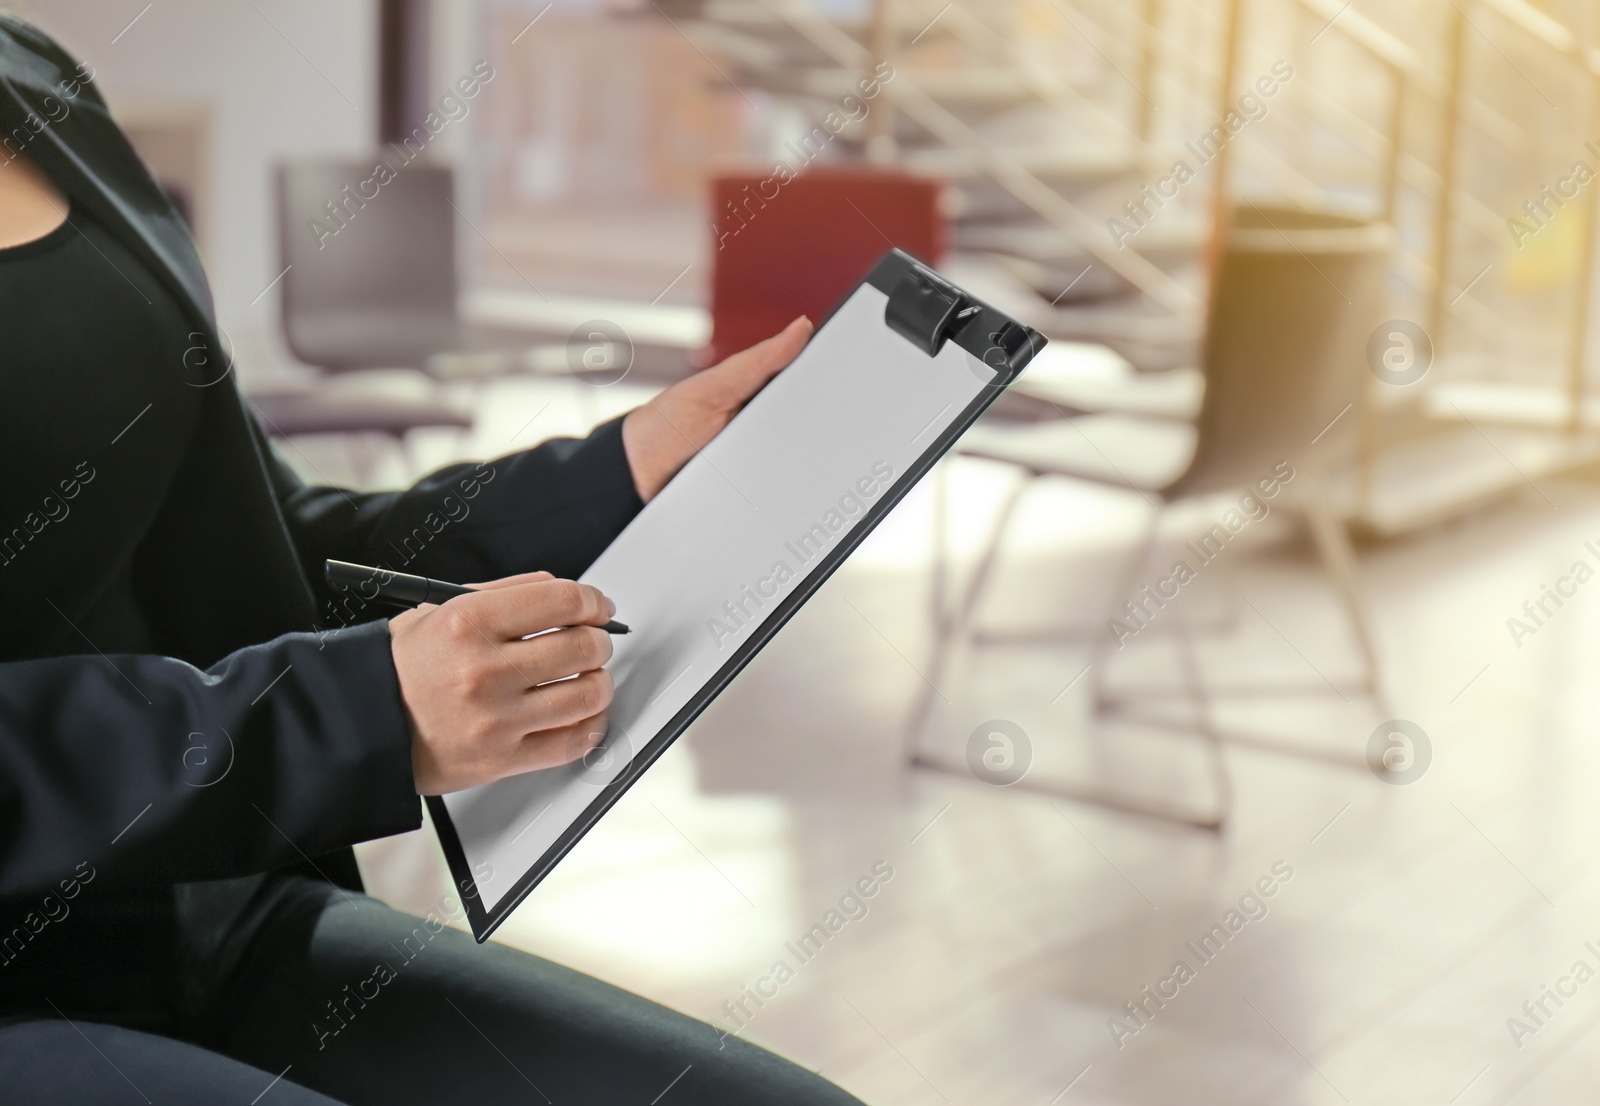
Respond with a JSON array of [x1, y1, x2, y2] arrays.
[[258, 160, 476, 456], [278, 160, 471, 371], [705, 164, 945, 365], [910, 206, 1396, 829]]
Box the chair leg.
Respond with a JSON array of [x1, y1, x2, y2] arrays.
[[393, 430, 414, 482], [1170, 573, 1236, 823], [346, 432, 381, 487], [903, 470, 1032, 768], [1101, 479, 1387, 771], [906, 479, 1228, 831], [1297, 474, 1393, 718], [1003, 544, 1231, 830], [1212, 551, 1246, 636], [1088, 508, 1164, 714]]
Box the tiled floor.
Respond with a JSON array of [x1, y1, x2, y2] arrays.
[[325, 374, 1600, 1105]]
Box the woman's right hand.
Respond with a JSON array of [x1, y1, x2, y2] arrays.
[[389, 571, 616, 795]]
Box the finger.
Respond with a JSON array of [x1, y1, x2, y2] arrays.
[[460, 570, 554, 592], [510, 712, 610, 776], [454, 578, 615, 640], [503, 625, 613, 686], [526, 668, 613, 732], [708, 315, 812, 393]]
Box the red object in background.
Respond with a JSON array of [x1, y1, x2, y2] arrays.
[[704, 165, 946, 365]]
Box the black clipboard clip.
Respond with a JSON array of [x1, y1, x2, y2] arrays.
[[884, 259, 1036, 370], [884, 264, 979, 357]]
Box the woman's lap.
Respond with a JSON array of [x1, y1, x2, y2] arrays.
[[177, 877, 864, 1106]]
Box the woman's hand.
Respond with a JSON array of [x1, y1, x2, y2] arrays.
[[389, 571, 617, 795], [393, 319, 816, 792], [621, 316, 813, 502]]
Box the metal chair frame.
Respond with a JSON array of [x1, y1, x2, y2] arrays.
[[904, 207, 1397, 831]]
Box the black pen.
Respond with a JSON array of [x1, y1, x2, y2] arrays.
[[324, 559, 630, 634]]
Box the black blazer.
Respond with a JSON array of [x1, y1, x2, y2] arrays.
[[0, 18, 642, 899]]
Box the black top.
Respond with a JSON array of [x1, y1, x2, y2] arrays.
[[0, 15, 645, 1029], [0, 200, 212, 1021], [0, 199, 203, 659]]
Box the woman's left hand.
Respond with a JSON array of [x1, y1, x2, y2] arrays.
[[621, 316, 813, 502]]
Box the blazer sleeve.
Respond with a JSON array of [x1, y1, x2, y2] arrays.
[[264, 414, 645, 611], [0, 621, 421, 898]]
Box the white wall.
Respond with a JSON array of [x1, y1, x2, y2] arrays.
[[19, 0, 378, 330]]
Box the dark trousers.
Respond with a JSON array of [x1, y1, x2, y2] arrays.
[[0, 876, 864, 1105]]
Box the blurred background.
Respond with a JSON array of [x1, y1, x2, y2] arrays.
[[17, 0, 1600, 1100]]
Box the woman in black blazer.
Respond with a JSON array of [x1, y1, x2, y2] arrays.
[[0, 15, 856, 1105]]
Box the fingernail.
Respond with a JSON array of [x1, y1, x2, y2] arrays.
[[606, 597, 617, 617]]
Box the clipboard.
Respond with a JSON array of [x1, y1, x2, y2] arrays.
[[430, 248, 1046, 941]]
